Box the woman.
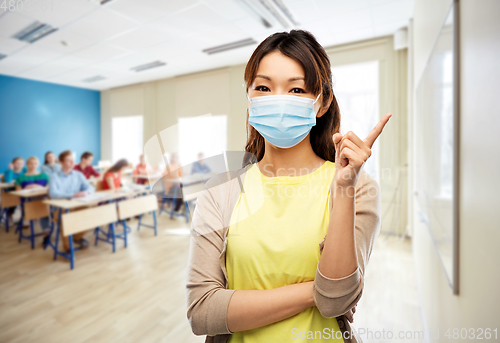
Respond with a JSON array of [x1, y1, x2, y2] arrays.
[[14, 156, 49, 190], [186, 30, 391, 343], [163, 152, 184, 212], [102, 159, 128, 190], [40, 151, 61, 175]]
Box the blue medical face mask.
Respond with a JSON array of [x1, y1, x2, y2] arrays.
[[247, 93, 321, 149]]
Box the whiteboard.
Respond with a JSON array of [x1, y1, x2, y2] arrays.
[[415, 2, 459, 294]]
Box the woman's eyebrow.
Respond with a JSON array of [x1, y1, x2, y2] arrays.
[[255, 74, 305, 82]]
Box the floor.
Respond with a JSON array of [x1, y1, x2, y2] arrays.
[[0, 213, 424, 343]]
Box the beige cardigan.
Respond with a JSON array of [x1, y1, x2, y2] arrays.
[[186, 164, 381, 343]]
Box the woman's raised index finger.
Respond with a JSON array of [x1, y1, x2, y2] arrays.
[[364, 113, 392, 148]]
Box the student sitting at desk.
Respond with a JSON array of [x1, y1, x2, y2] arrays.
[[164, 152, 184, 213], [3, 157, 27, 224], [133, 155, 148, 185], [15, 156, 49, 190], [49, 150, 95, 252], [74, 152, 100, 179], [103, 159, 128, 190], [40, 151, 61, 175], [191, 152, 211, 174], [4, 157, 27, 183], [15, 156, 51, 240]]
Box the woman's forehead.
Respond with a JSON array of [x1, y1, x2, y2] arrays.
[[255, 51, 305, 81]]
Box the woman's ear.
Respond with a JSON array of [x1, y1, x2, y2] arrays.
[[316, 94, 333, 118]]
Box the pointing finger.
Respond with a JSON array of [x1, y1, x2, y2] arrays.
[[364, 113, 392, 148]]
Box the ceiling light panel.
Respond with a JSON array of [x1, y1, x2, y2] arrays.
[[202, 38, 257, 54], [82, 75, 106, 82], [12, 21, 58, 43], [130, 60, 166, 72]]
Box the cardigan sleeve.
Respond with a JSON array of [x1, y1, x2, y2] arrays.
[[185, 175, 237, 336], [312, 170, 381, 318]]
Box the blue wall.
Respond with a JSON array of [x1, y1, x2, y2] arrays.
[[0, 75, 100, 172]]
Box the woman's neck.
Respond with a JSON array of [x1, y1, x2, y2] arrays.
[[258, 135, 325, 177], [26, 170, 39, 176]]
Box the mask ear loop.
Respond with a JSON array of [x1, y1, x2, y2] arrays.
[[313, 92, 321, 104], [313, 92, 322, 116]]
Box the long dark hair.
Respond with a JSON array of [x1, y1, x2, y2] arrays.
[[44, 151, 54, 165], [243, 29, 341, 165], [107, 159, 128, 173]]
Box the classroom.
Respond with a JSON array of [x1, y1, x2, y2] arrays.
[[0, 1, 499, 342]]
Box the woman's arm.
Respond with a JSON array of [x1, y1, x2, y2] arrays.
[[227, 281, 314, 333], [186, 174, 315, 336], [105, 176, 115, 190], [313, 171, 381, 318]]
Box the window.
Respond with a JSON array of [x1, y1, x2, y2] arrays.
[[178, 114, 227, 169], [331, 61, 380, 183], [112, 115, 143, 165]]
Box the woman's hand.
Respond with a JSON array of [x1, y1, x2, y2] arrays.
[[343, 305, 357, 323], [25, 184, 42, 190], [333, 113, 392, 190]]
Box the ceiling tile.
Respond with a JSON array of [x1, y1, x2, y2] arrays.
[[17, 54, 91, 79], [17, 0, 98, 27], [142, 39, 196, 60], [230, 16, 278, 37], [371, 0, 414, 25], [9, 44, 64, 67], [35, 28, 95, 54], [66, 8, 138, 41], [186, 24, 250, 51], [148, 3, 229, 38], [106, 0, 199, 23], [107, 52, 165, 72], [204, 0, 248, 21], [374, 19, 409, 36], [0, 37, 28, 55], [0, 12, 36, 38], [283, 0, 321, 24], [72, 43, 131, 62], [312, 0, 371, 17], [327, 9, 373, 34], [332, 27, 375, 45], [106, 26, 169, 51]]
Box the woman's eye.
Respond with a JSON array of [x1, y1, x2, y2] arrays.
[[255, 85, 270, 92], [290, 88, 306, 94]]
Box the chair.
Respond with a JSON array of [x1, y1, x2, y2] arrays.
[[61, 203, 118, 269], [95, 180, 104, 191], [118, 194, 158, 237], [0, 191, 20, 232], [19, 200, 50, 249], [176, 181, 206, 223]]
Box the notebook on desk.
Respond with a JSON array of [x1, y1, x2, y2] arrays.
[[74, 192, 111, 203]]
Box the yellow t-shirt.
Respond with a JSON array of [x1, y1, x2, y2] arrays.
[[226, 160, 345, 343]]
